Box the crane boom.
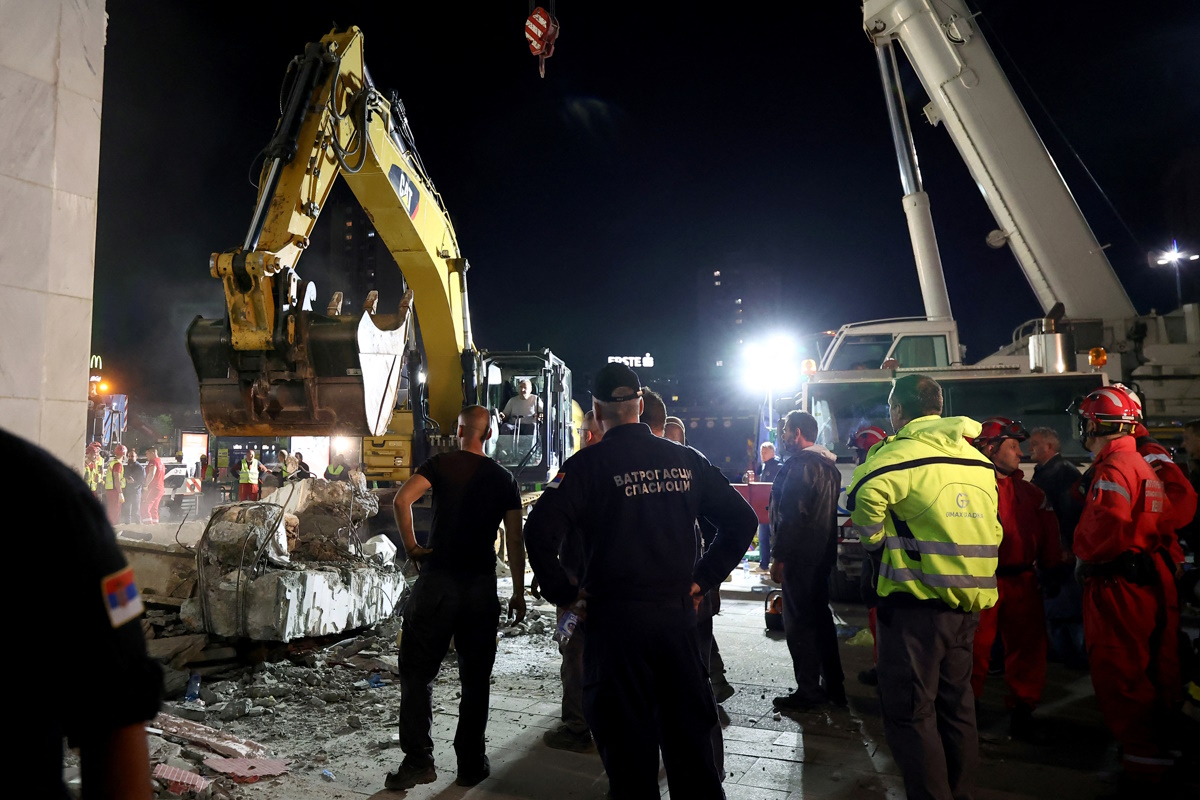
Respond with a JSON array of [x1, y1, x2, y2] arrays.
[[864, 0, 1136, 321]]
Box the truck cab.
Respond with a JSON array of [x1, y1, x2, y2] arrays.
[[818, 318, 961, 372]]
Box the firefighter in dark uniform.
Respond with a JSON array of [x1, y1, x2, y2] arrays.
[[9, 429, 163, 798], [525, 363, 758, 800]]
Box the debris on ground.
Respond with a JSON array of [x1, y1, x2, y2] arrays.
[[113, 593, 562, 798]]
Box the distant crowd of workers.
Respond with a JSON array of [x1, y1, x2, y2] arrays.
[[81, 443, 359, 524], [49, 364, 1199, 799]]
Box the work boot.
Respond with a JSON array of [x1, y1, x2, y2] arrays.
[[543, 725, 595, 753], [712, 680, 736, 704], [384, 759, 436, 790], [455, 755, 491, 787], [773, 690, 825, 712], [857, 667, 878, 686], [826, 684, 848, 708]]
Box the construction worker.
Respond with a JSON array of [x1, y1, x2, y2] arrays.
[[103, 444, 127, 526], [197, 454, 219, 515], [84, 442, 103, 501], [1072, 387, 1178, 784], [386, 406, 525, 790], [324, 454, 349, 482], [238, 450, 261, 501], [140, 447, 165, 524], [847, 374, 1002, 800], [968, 417, 1064, 738]]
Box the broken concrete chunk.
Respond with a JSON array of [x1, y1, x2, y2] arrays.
[[147, 735, 183, 765], [347, 715, 362, 729], [166, 703, 207, 723], [219, 699, 251, 721]]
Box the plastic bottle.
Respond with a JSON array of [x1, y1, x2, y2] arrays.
[[741, 558, 750, 578], [554, 600, 585, 644], [184, 672, 201, 702]]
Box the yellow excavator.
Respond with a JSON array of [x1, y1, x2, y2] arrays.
[[187, 26, 581, 485]]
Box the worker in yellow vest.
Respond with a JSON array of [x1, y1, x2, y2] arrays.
[[238, 450, 261, 501], [324, 454, 350, 482], [84, 442, 103, 501], [104, 444, 127, 525], [847, 374, 1002, 800]]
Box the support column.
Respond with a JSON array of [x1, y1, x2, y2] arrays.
[[0, 0, 108, 469]]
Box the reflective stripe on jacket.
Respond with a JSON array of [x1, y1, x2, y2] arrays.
[[847, 415, 1002, 612], [1074, 436, 1166, 564]]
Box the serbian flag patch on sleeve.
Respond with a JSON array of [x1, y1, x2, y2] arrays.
[[102, 566, 145, 628], [547, 471, 565, 489]]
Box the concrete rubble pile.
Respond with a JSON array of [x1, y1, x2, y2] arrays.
[[82, 602, 555, 798], [180, 480, 405, 642]]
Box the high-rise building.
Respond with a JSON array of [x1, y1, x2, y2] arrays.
[[695, 259, 783, 376], [327, 203, 386, 311]]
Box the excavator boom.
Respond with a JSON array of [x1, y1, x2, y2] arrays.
[[188, 27, 470, 437]]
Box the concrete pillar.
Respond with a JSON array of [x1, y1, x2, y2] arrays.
[[0, 0, 107, 469]]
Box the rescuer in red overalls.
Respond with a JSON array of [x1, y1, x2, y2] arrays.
[[1110, 384, 1192, 717], [1072, 387, 1178, 783], [968, 418, 1063, 738]]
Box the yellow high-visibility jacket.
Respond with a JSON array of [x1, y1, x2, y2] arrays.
[[847, 415, 1002, 613]]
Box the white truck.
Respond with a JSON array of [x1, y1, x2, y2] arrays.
[[804, 0, 1198, 599]]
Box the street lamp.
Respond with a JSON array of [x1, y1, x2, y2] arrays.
[[742, 334, 801, 437], [1152, 239, 1197, 309]]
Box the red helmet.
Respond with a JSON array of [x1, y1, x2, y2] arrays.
[[1072, 387, 1139, 443], [1110, 383, 1144, 421], [113, 444, 127, 457], [973, 417, 1029, 446], [86, 441, 101, 452], [849, 425, 886, 451]]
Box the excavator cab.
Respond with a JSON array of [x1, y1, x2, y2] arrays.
[[480, 350, 579, 487]]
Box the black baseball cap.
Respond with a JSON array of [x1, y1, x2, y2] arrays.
[[593, 362, 642, 403]]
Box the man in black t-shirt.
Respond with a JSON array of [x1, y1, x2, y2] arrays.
[[8, 430, 162, 798], [386, 405, 525, 790]]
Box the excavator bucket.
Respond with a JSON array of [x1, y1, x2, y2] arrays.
[[187, 303, 412, 438]]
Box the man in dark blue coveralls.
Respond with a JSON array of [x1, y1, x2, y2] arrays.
[[525, 362, 758, 799]]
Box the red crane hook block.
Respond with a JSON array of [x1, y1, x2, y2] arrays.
[[525, 6, 560, 78]]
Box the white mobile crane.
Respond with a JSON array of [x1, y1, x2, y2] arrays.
[[806, 0, 1197, 442]]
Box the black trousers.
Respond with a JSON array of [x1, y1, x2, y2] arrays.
[[398, 571, 500, 770], [876, 601, 979, 800], [781, 559, 845, 701], [583, 599, 724, 800]]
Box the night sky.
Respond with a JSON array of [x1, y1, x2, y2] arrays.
[[92, 0, 1199, 406]]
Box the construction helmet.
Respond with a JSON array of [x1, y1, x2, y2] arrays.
[[113, 444, 127, 457], [86, 441, 101, 452], [849, 425, 887, 452], [1071, 387, 1139, 445], [1109, 383, 1144, 421], [971, 417, 1029, 448]]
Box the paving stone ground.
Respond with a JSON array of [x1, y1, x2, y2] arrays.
[[214, 577, 1139, 800]]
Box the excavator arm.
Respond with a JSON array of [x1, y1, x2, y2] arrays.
[[188, 26, 473, 437]]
